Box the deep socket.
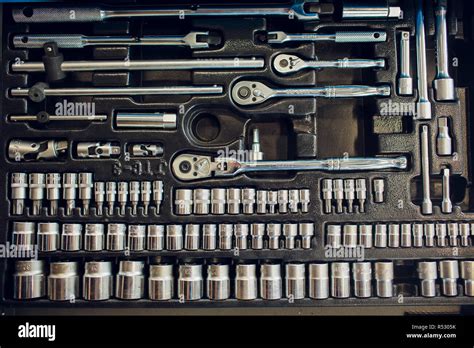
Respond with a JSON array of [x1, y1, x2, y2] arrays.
[[84, 223, 105, 251], [250, 223, 265, 249], [193, 188, 210, 215], [353, 262, 372, 298], [61, 223, 82, 251], [178, 264, 203, 301], [11, 173, 28, 215], [45, 173, 61, 215], [147, 225, 165, 251], [175, 189, 193, 215], [62, 173, 77, 215], [184, 224, 200, 250], [359, 224, 373, 248], [167, 225, 183, 250], [78, 172, 93, 215], [322, 179, 333, 213], [417, 261, 437, 297], [260, 264, 282, 300], [207, 264, 230, 300], [375, 261, 394, 298], [331, 262, 350, 298], [128, 225, 146, 251], [343, 224, 357, 248], [29, 173, 45, 215], [374, 224, 387, 248], [401, 223, 412, 247], [413, 223, 424, 247], [235, 264, 258, 300], [373, 178, 385, 203], [107, 223, 126, 251], [439, 260, 459, 296], [83, 261, 113, 301], [218, 224, 233, 250], [116, 261, 145, 300], [332, 179, 344, 213], [48, 262, 79, 301], [211, 188, 226, 214], [234, 223, 249, 250], [309, 263, 329, 299], [37, 222, 59, 251], [388, 224, 400, 248], [13, 260, 46, 299], [267, 223, 282, 250], [285, 263, 305, 299], [226, 188, 241, 214], [299, 222, 314, 249], [149, 264, 174, 301]]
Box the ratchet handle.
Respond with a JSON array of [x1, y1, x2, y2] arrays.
[[13, 7, 103, 23], [334, 31, 387, 43], [13, 34, 86, 48]]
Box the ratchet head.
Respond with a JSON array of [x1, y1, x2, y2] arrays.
[[172, 153, 241, 181], [273, 54, 307, 74], [231, 81, 275, 106]]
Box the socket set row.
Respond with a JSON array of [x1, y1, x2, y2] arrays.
[[10, 173, 164, 216], [12, 259, 474, 301], [174, 187, 310, 215], [326, 222, 473, 249], [2, 0, 474, 315], [11, 221, 315, 252]]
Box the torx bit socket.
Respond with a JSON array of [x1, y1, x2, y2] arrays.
[[117, 181, 129, 215], [353, 262, 372, 298], [256, 190, 268, 214], [11, 173, 28, 215], [202, 224, 216, 250], [359, 224, 373, 248], [331, 262, 350, 298], [167, 225, 184, 250], [62, 173, 77, 215], [175, 188, 193, 215], [460, 261, 474, 297], [211, 188, 226, 215], [267, 223, 282, 250], [83, 261, 113, 301], [153, 180, 163, 213], [388, 224, 400, 248], [226, 188, 241, 214], [375, 261, 394, 298], [84, 223, 105, 251], [373, 178, 385, 203], [447, 222, 459, 246], [12, 221, 35, 250], [299, 188, 310, 213], [234, 223, 249, 250], [61, 223, 82, 251], [437, 117, 452, 156], [218, 224, 233, 250], [149, 264, 174, 301], [147, 225, 165, 251], [420, 126, 433, 214], [309, 263, 329, 299], [267, 190, 278, 214], [332, 179, 344, 213], [107, 223, 126, 251], [37, 222, 59, 252], [29, 173, 46, 215], [250, 223, 265, 249], [288, 189, 300, 213], [48, 262, 79, 301], [105, 181, 117, 215], [401, 223, 412, 247], [235, 264, 258, 300], [413, 223, 424, 247], [207, 264, 230, 300], [343, 179, 355, 213], [260, 264, 282, 300], [343, 224, 357, 248], [436, 223, 448, 247], [193, 188, 210, 215], [242, 188, 256, 214], [45, 173, 61, 215], [327, 225, 342, 249], [185, 224, 200, 250], [13, 260, 45, 300], [78, 172, 93, 215], [424, 223, 435, 247], [283, 223, 298, 249], [417, 261, 437, 297], [439, 260, 459, 296], [94, 182, 105, 215], [321, 179, 333, 213], [441, 168, 453, 214], [128, 225, 146, 251], [299, 222, 314, 249], [178, 264, 203, 301], [140, 181, 151, 215], [374, 224, 387, 248], [277, 189, 289, 213], [286, 263, 305, 300], [116, 261, 145, 300], [355, 178, 367, 212], [129, 181, 140, 215], [459, 223, 470, 247]]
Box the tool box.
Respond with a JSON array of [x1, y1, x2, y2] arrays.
[[1, 0, 474, 315]]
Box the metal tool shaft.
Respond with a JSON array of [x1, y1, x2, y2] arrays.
[[268, 31, 387, 44], [415, 0, 431, 120], [420, 125, 433, 214]]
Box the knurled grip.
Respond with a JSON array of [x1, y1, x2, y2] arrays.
[[334, 31, 387, 43], [12, 7, 104, 23], [13, 35, 85, 48]]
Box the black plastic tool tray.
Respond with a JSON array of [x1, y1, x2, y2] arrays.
[[1, 0, 473, 314]]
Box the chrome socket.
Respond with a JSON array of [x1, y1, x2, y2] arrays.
[[149, 264, 174, 301], [84, 223, 105, 251], [439, 260, 459, 297], [417, 261, 437, 297], [327, 225, 342, 249], [13, 260, 46, 299], [218, 224, 233, 250], [78, 172, 93, 215], [331, 262, 350, 298], [178, 264, 203, 301], [359, 224, 373, 248], [401, 223, 412, 247], [424, 223, 436, 247], [128, 224, 146, 251], [355, 178, 367, 212], [202, 224, 217, 250], [459, 223, 470, 247], [175, 188, 193, 215], [332, 179, 344, 213], [235, 264, 258, 300], [48, 261, 79, 301], [12, 221, 35, 250], [285, 263, 306, 300], [299, 188, 310, 213], [184, 224, 200, 250], [242, 188, 256, 214], [107, 223, 126, 251], [117, 181, 129, 215], [207, 264, 230, 300], [226, 188, 241, 214], [11, 172, 28, 215], [105, 181, 117, 214], [375, 261, 394, 298], [61, 223, 82, 251], [460, 261, 474, 297], [167, 224, 183, 250], [267, 223, 282, 250], [153, 180, 163, 213], [211, 188, 226, 215], [62, 173, 77, 215], [147, 225, 165, 251], [116, 261, 145, 300], [388, 224, 400, 248], [129, 181, 140, 215], [45, 173, 61, 215], [83, 261, 113, 301], [234, 223, 249, 250], [256, 190, 268, 214], [37, 222, 59, 252], [353, 262, 372, 298], [343, 224, 357, 248], [309, 263, 329, 299], [267, 190, 278, 214], [374, 224, 387, 248], [94, 181, 105, 215], [140, 181, 151, 215], [373, 178, 385, 203], [322, 179, 333, 214], [193, 188, 210, 215], [288, 189, 300, 213], [436, 223, 448, 247], [447, 223, 459, 246], [250, 223, 265, 249], [29, 173, 45, 215], [277, 189, 289, 213], [283, 223, 298, 249], [344, 179, 355, 213], [413, 223, 424, 247], [260, 264, 282, 300]]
